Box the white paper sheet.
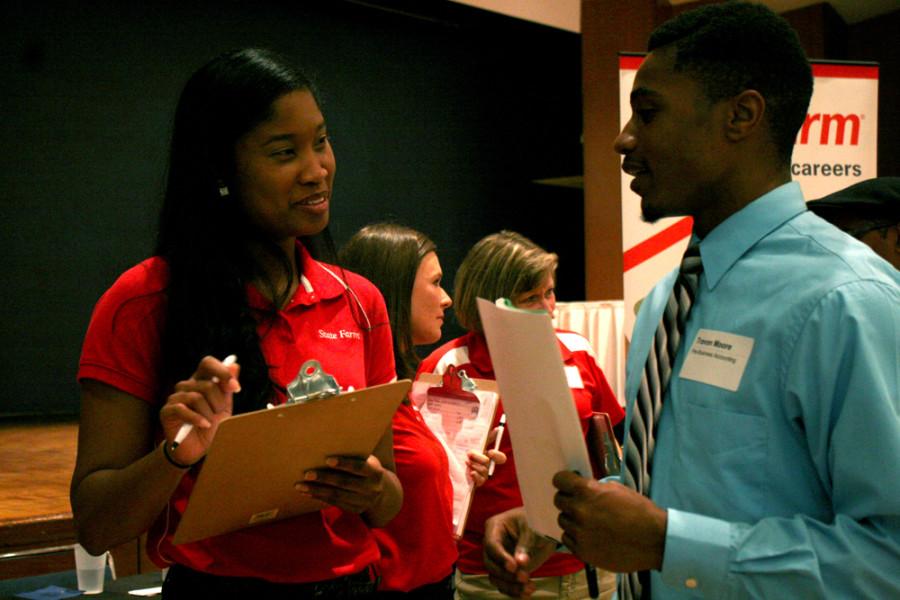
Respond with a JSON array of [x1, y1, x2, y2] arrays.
[[477, 297, 592, 541], [410, 376, 499, 538]]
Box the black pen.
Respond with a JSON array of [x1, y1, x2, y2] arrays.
[[565, 469, 599, 599], [585, 562, 599, 598]]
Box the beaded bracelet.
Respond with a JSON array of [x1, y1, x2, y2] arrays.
[[161, 441, 198, 469]]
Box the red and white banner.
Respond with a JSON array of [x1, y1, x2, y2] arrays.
[[794, 62, 879, 199], [618, 55, 879, 338]]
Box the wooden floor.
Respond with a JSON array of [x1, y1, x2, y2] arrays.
[[0, 420, 78, 521], [0, 419, 151, 579]]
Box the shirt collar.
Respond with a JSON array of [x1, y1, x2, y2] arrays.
[[699, 182, 806, 290], [247, 241, 346, 309], [467, 332, 494, 370], [295, 242, 346, 302]]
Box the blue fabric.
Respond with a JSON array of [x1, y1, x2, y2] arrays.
[[13, 586, 81, 600], [622, 182, 900, 599]]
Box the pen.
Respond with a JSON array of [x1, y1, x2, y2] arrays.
[[585, 563, 599, 598], [171, 354, 237, 451], [487, 413, 507, 477]]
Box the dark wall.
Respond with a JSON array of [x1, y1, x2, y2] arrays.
[[847, 8, 900, 176], [1, 0, 583, 416]]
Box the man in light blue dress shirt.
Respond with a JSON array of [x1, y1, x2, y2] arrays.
[[483, 3, 900, 598]]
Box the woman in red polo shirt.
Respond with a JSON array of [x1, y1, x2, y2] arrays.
[[340, 223, 505, 598], [418, 231, 624, 600], [71, 48, 401, 598]]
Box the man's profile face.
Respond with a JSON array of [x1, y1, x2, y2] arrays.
[[615, 48, 730, 225]]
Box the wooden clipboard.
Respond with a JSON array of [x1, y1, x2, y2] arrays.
[[172, 379, 410, 545]]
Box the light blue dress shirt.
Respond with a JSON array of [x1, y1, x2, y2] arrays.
[[622, 182, 900, 599]]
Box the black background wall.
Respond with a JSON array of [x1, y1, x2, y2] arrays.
[[1, 0, 585, 416]]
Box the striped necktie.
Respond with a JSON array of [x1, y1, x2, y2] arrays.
[[619, 240, 703, 600]]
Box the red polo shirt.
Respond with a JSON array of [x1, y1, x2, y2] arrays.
[[78, 243, 396, 583], [373, 402, 456, 591]]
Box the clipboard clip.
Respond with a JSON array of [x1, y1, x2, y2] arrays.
[[427, 365, 479, 402], [286, 359, 341, 404]]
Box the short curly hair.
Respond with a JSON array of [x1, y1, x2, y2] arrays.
[[648, 2, 813, 166]]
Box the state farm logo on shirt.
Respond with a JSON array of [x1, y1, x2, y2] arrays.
[[318, 329, 362, 341]]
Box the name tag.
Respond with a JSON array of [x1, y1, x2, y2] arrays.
[[679, 329, 754, 391], [564, 366, 584, 389]]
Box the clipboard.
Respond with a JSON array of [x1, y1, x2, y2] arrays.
[[411, 371, 499, 539], [477, 297, 592, 541], [172, 379, 410, 545]]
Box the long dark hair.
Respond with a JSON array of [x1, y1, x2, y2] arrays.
[[155, 48, 320, 412], [339, 223, 436, 380]]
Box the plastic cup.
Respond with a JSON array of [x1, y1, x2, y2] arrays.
[[74, 543, 108, 594]]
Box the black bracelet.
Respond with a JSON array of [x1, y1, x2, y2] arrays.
[[162, 442, 197, 469]]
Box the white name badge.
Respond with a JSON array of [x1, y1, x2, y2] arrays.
[[564, 365, 585, 389], [679, 329, 755, 392]]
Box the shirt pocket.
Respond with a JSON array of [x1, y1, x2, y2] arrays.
[[680, 401, 770, 517]]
